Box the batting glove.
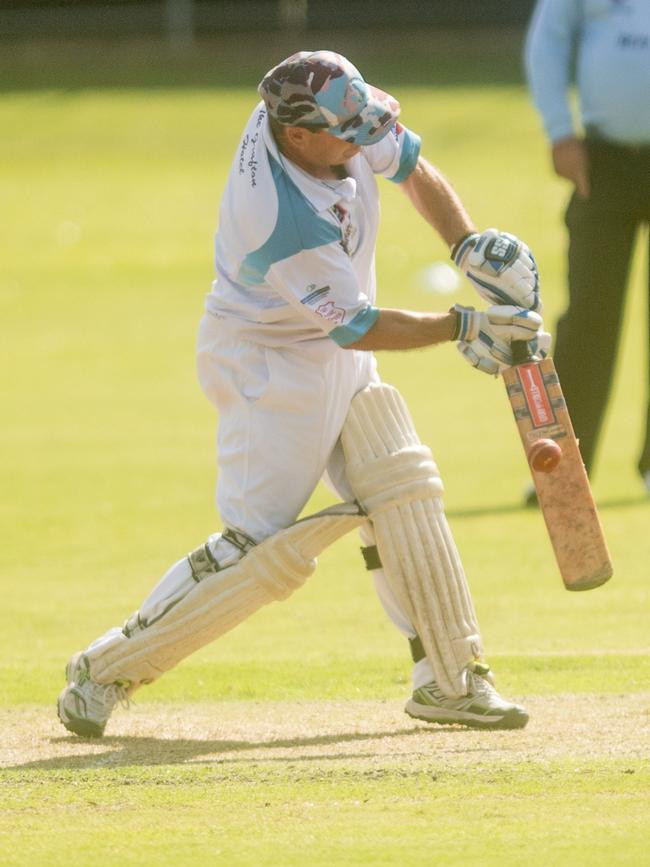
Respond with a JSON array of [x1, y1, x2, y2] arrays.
[[452, 303, 549, 376], [452, 228, 541, 312], [452, 303, 543, 344]]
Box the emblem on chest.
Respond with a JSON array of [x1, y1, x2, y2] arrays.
[[330, 202, 359, 257]]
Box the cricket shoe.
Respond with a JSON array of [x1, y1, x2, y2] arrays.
[[405, 667, 529, 730], [57, 651, 130, 738]]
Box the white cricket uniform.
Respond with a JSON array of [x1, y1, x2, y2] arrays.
[[197, 103, 420, 543], [83, 105, 429, 695]]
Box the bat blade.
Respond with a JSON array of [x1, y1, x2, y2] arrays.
[[502, 357, 613, 591]]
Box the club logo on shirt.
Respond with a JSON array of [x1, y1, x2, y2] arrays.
[[315, 300, 345, 325], [331, 202, 358, 257]]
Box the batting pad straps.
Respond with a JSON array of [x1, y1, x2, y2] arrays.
[[86, 503, 365, 687], [187, 528, 256, 582], [342, 383, 483, 698], [409, 634, 427, 663], [360, 544, 382, 571]]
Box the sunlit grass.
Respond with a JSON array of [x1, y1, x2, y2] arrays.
[[1, 33, 648, 867]]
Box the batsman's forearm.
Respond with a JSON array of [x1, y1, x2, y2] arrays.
[[345, 308, 457, 351], [400, 157, 475, 250]]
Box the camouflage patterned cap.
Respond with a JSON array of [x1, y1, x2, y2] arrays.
[[258, 50, 401, 146]]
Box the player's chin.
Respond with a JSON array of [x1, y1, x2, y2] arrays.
[[339, 144, 361, 161]]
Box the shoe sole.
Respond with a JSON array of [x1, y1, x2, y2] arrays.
[[405, 699, 529, 730]]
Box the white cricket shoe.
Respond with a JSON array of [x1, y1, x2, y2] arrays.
[[57, 651, 129, 738], [405, 668, 529, 730], [642, 471, 650, 495]]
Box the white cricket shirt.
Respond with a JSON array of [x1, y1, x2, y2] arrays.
[[206, 102, 420, 351]]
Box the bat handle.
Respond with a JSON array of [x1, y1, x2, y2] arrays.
[[512, 340, 534, 366]]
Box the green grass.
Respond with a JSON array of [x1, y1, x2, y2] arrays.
[[2, 762, 649, 867], [3, 654, 649, 707], [1, 32, 649, 866]]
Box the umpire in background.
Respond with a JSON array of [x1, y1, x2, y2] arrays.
[[526, 0, 650, 494]]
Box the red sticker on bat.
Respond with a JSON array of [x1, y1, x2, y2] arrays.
[[518, 363, 555, 428]]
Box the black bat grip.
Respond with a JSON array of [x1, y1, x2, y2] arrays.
[[512, 340, 534, 366]]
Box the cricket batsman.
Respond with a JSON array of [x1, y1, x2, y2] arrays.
[[58, 51, 547, 737]]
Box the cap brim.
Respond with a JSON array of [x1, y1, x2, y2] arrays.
[[328, 85, 401, 146]]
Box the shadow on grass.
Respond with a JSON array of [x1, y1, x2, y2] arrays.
[[5, 724, 475, 772]]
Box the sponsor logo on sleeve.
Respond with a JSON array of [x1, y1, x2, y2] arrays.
[[315, 300, 345, 325], [301, 283, 331, 305]]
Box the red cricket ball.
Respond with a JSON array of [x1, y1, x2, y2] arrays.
[[528, 438, 562, 473]]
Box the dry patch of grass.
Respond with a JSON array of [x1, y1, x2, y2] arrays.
[[2, 694, 648, 772]]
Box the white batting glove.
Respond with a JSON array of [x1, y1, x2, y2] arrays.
[[458, 331, 552, 376], [452, 304, 549, 376], [452, 228, 541, 312], [453, 303, 543, 343]]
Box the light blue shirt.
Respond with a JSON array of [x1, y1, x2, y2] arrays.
[[525, 0, 650, 145]]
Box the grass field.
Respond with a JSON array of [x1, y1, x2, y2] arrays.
[[1, 30, 649, 866]]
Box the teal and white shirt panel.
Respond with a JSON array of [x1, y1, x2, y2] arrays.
[[206, 103, 420, 349], [525, 0, 650, 145]]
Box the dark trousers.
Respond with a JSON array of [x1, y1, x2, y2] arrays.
[[552, 138, 650, 477]]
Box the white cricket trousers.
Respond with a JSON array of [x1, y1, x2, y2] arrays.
[[196, 313, 431, 685]]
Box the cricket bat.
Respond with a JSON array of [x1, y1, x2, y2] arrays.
[[502, 345, 613, 591]]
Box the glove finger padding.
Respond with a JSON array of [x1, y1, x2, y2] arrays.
[[452, 228, 542, 311], [458, 328, 553, 377], [453, 304, 544, 343], [486, 305, 544, 340], [457, 339, 508, 376]]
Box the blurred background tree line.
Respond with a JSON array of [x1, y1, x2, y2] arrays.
[[1, 1, 536, 45]]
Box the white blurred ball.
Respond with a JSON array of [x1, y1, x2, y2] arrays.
[[418, 261, 460, 295]]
